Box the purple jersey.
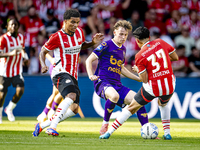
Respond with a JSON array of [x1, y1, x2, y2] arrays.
[[93, 39, 126, 84]]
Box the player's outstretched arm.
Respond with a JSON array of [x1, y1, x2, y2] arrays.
[[86, 52, 99, 81], [81, 33, 104, 50], [121, 65, 141, 82], [39, 46, 49, 73]]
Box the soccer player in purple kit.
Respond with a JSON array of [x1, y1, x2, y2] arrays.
[[86, 20, 149, 135]]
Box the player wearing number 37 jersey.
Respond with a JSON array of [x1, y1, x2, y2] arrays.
[[135, 35, 175, 98], [99, 27, 178, 140]]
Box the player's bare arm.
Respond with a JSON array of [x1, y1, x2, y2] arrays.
[[0, 49, 21, 58], [86, 52, 99, 81], [169, 51, 179, 61], [46, 53, 54, 65], [39, 46, 49, 73], [132, 65, 148, 83], [81, 33, 104, 50], [121, 65, 141, 82]]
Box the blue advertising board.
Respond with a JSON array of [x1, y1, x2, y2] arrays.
[[2, 76, 200, 119]]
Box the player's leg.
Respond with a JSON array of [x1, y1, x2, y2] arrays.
[[37, 85, 59, 122], [4, 75, 24, 122], [158, 94, 173, 140], [46, 73, 80, 136], [0, 76, 9, 124], [100, 87, 154, 139], [32, 103, 78, 137], [123, 90, 148, 126], [100, 86, 119, 135], [47, 92, 63, 119]]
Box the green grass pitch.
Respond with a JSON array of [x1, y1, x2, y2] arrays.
[[0, 117, 199, 150]]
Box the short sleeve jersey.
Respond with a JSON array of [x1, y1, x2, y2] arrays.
[[44, 27, 85, 80], [135, 38, 176, 96], [93, 39, 126, 84], [0, 33, 25, 77]]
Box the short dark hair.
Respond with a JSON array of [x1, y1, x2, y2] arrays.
[[132, 26, 150, 40], [63, 9, 81, 20], [177, 44, 185, 50]]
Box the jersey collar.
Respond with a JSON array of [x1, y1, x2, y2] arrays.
[[141, 41, 150, 49], [111, 39, 122, 48], [61, 29, 74, 37]]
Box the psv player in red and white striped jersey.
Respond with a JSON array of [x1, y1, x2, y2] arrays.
[[99, 27, 179, 140], [32, 9, 104, 137], [0, 19, 28, 124]]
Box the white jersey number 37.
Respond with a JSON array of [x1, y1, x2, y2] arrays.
[[147, 49, 168, 73]]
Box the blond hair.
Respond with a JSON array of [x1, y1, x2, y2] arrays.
[[113, 20, 132, 31]]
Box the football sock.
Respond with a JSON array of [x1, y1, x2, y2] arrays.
[[159, 105, 170, 135], [6, 101, 16, 111], [103, 120, 109, 125], [51, 101, 59, 111], [0, 106, 3, 115], [104, 99, 116, 122], [61, 108, 76, 121], [43, 106, 50, 115], [50, 97, 73, 129], [136, 106, 148, 126], [108, 108, 132, 134], [40, 108, 75, 129]]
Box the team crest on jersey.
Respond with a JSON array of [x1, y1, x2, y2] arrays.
[[66, 79, 71, 83], [147, 44, 150, 47], [77, 38, 82, 42]]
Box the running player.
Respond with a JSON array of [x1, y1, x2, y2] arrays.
[[99, 26, 178, 140], [0, 19, 28, 123], [32, 9, 104, 136], [86, 20, 149, 135]]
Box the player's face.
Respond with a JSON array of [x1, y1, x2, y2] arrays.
[[7, 20, 19, 34], [64, 17, 80, 34], [113, 27, 128, 45]]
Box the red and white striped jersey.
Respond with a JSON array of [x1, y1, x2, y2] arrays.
[[0, 32, 25, 77], [44, 27, 85, 80], [135, 39, 176, 97]]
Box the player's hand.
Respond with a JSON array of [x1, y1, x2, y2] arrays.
[[132, 65, 139, 73], [41, 66, 49, 73], [92, 33, 104, 44], [89, 75, 100, 81]]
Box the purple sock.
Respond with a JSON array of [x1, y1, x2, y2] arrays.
[[51, 101, 59, 111], [104, 99, 116, 122], [137, 106, 149, 126], [43, 107, 50, 115]]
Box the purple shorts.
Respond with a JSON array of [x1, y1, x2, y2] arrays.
[[94, 79, 130, 107]]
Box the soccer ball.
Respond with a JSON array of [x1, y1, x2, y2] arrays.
[[140, 123, 159, 139]]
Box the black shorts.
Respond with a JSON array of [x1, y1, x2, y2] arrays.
[[52, 73, 80, 104], [0, 74, 24, 92], [134, 86, 173, 105]]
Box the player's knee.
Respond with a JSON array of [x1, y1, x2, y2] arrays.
[[128, 99, 142, 114], [110, 93, 119, 103], [66, 92, 76, 101]]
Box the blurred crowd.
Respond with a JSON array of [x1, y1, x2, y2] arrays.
[[1, 0, 200, 77]]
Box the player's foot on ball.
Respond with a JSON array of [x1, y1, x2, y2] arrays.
[[163, 134, 172, 140], [37, 112, 47, 123], [45, 128, 59, 136], [32, 123, 42, 137], [155, 137, 161, 139], [99, 124, 109, 135], [4, 107, 15, 122], [99, 132, 110, 139]]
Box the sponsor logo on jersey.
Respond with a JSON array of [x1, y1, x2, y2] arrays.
[[77, 38, 82, 42]]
